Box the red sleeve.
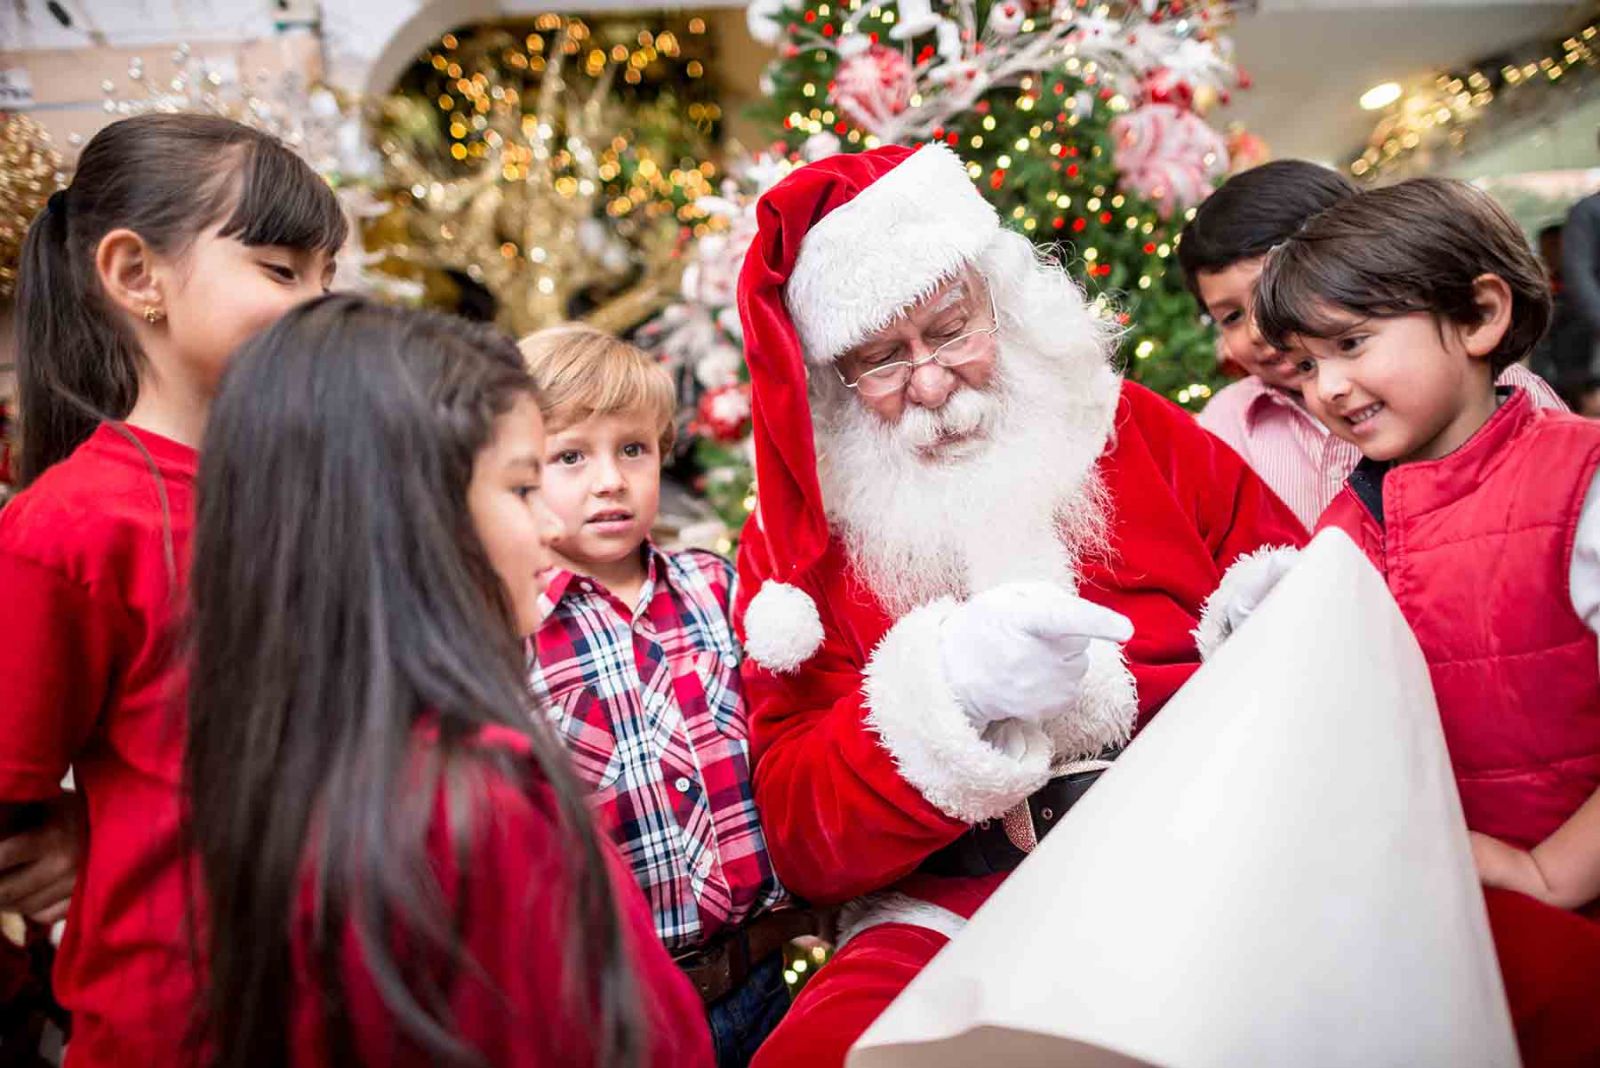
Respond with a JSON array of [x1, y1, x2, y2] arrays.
[[309, 757, 712, 1068], [0, 554, 122, 801], [735, 519, 968, 906]]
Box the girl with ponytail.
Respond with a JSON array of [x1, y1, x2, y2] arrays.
[[0, 113, 345, 1065], [186, 296, 710, 1067]]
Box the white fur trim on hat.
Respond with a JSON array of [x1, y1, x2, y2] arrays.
[[1041, 637, 1139, 766], [863, 599, 1052, 824], [1193, 546, 1302, 661], [835, 891, 968, 950], [784, 144, 1001, 364], [743, 581, 825, 673]]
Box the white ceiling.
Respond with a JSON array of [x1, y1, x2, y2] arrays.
[[1217, 0, 1590, 164]]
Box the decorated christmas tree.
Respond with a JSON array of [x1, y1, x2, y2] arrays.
[[642, 0, 1254, 539]]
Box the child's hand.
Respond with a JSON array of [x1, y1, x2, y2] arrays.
[[0, 793, 84, 926], [1470, 830, 1556, 904]]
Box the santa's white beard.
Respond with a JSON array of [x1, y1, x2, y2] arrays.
[[815, 329, 1121, 618]]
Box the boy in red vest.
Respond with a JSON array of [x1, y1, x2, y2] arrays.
[[1244, 177, 1600, 1067]]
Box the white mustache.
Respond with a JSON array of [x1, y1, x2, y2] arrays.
[[893, 387, 1000, 451]]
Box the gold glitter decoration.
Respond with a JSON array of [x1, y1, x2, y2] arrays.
[[0, 113, 63, 301]]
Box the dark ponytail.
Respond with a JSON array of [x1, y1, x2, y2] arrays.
[[12, 113, 346, 487]]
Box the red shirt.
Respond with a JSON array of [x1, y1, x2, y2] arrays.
[[0, 424, 199, 1066], [289, 725, 712, 1067]]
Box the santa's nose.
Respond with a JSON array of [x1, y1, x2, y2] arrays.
[[905, 359, 959, 409]]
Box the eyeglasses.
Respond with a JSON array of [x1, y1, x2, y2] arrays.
[[836, 288, 999, 399]]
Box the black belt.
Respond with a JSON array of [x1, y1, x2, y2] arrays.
[[919, 752, 1117, 877]]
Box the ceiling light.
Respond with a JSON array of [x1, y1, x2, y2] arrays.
[[1360, 82, 1402, 110]]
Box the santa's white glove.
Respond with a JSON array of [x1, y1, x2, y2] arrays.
[[1216, 551, 1298, 645], [938, 582, 1134, 729]]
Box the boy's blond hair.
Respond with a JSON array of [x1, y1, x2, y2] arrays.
[[518, 325, 677, 451]]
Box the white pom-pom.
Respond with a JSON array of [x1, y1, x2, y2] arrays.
[[743, 582, 825, 673]]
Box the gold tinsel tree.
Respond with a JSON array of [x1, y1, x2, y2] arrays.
[[1, 114, 64, 301], [376, 17, 726, 336]]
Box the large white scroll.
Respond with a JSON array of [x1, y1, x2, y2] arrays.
[[848, 529, 1518, 1068]]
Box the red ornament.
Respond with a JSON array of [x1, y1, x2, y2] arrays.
[[1066, 163, 1080, 177], [694, 384, 753, 444], [1072, 217, 1087, 233], [822, 23, 835, 36], [831, 44, 915, 130], [1099, 211, 1112, 224], [1142, 67, 1194, 111]]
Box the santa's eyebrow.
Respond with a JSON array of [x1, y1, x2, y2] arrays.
[[924, 283, 969, 315]]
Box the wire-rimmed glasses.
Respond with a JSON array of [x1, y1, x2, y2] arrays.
[[835, 288, 999, 399]]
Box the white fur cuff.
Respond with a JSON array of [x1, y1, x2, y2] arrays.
[[835, 891, 968, 950], [1043, 638, 1139, 765], [864, 599, 1053, 824], [1193, 546, 1302, 661]]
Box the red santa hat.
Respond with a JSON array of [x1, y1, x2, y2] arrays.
[[737, 143, 1001, 671]]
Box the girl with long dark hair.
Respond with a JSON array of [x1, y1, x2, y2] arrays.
[[0, 113, 345, 1065], [186, 296, 711, 1068]]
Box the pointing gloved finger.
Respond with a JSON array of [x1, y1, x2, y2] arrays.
[[1017, 598, 1134, 644]]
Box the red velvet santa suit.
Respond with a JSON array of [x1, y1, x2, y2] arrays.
[[729, 143, 1306, 1067]]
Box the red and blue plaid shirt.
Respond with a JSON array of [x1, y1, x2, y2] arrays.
[[528, 545, 785, 952]]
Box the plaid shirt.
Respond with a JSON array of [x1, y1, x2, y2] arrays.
[[528, 545, 785, 952]]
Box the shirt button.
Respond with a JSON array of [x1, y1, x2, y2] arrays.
[[674, 776, 692, 793]]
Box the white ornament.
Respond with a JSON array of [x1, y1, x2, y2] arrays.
[[837, 33, 873, 59], [987, 0, 1025, 38], [747, 0, 786, 47], [935, 19, 964, 62], [891, 0, 943, 41], [803, 130, 843, 160]]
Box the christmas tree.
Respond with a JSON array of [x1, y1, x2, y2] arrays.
[[642, 0, 1252, 539]]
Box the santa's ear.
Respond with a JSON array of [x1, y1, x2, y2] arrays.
[[743, 581, 824, 673]]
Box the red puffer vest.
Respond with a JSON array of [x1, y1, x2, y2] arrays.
[[1318, 390, 1600, 849]]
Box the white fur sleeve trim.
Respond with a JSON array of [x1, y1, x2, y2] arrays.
[[835, 891, 968, 950], [1042, 638, 1139, 766], [863, 599, 1053, 824], [743, 581, 825, 674], [1192, 545, 1302, 661]]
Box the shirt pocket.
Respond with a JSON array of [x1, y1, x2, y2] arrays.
[[540, 683, 623, 793], [692, 644, 750, 744]]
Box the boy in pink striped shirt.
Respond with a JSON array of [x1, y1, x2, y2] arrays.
[[1179, 160, 1564, 528]]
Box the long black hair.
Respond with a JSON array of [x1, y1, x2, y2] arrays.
[[185, 296, 642, 1068], [13, 112, 346, 488]]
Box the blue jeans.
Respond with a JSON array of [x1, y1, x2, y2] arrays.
[[707, 952, 791, 1068]]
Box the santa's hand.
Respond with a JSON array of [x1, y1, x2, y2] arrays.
[[1195, 547, 1301, 660], [1219, 552, 1296, 640], [939, 582, 1133, 728]]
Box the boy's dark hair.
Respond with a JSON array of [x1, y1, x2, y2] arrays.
[[1176, 160, 1358, 301], [1253, 177, 1552, 376], [14, 113, 347, 487]]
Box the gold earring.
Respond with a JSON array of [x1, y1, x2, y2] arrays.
[[144, 306, 164, 324]]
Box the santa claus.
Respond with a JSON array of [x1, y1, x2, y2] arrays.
[[732, 143, 1306, 1066]]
